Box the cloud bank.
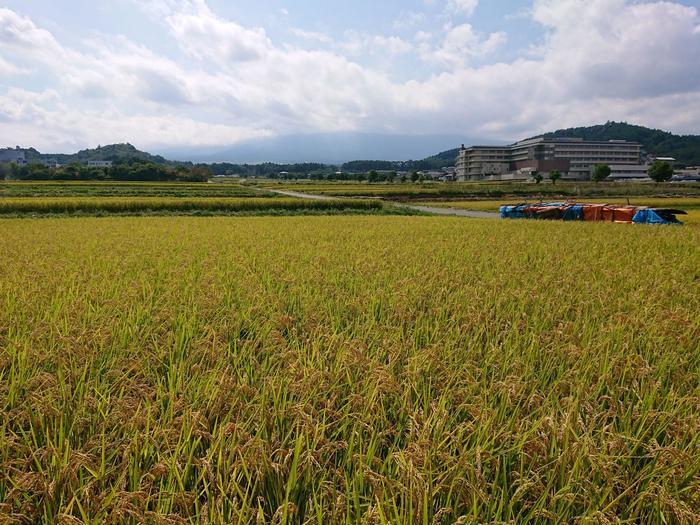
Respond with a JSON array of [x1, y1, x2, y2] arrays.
[[0, 0, 699, 153]]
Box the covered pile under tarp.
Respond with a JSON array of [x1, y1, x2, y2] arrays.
[[499, 202, 686, 224]]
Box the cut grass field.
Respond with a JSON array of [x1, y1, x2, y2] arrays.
[[0, 197, 386, 216], [1, 216, 698, 523]]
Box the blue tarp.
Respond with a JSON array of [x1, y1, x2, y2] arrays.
[[562, 205, 584, 221], [500, 204, 683, 224], [500, 203, 566, 220], [632, 208, 678, 224], [500, 205, 528, 219]]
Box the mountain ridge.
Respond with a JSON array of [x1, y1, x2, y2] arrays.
[[541, 121, 700, 166], [6, 122, 699, 169], [17, 143, 173, 166]]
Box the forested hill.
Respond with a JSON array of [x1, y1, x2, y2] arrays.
[[543, 122, 700, 166], [340, 148, 461, 172], [22, 143, 174, 165]]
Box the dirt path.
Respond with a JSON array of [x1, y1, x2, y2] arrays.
[[269, 189, 337, 200], [268, 189, 499, 218], [393, 203, 499, 219]]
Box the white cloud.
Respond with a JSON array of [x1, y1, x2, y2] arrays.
[[338, 31, 414, 59], [162, 0, 272, 63], [0, 87, 272, 151], [421, 24, 507, 68], [393, 11, 426, 30], [1, 0, 700, 153], [0, 55, 27, 75], [290, 28, 333, 44], [446, 0, 479, 17]]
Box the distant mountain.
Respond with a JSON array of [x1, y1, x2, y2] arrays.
[[341, 147, 463, 173], [12, 123, 696, 171], [21, 143, 174, 165], [542, 122, 700, 166], [156, 132, 487, 165]]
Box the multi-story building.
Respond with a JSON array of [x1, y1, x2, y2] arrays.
[[456, 137, 642, 181], [87, 160, 113, 168], [607, 164, 650, 181]]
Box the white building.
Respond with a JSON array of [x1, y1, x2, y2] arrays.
[[672, 167, 700, 182], [457, 137, 642, 181], [607, 164, 651, 181], [87, 160, 113, 168]]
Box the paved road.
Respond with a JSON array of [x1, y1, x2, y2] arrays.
[[268, 188, 500, 218]]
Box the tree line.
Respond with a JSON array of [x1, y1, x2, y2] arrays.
[[529, 161, 675, 185], [1, 161, 210, 182]]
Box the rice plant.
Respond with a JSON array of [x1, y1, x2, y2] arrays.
[[0, 197, 383, 216], [0, 216, 698, 524]]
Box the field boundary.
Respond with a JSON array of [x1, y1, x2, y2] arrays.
[[268, 188, 500, 218]]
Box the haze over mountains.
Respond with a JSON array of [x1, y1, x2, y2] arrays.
[[7, 123, 700, 168], [154, 133, 493, 165]]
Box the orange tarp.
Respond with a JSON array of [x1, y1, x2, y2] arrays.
[[582, 205, 640, 224]]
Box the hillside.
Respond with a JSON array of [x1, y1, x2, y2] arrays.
[[542, 122, 700, 166], [340, 148, 463, 172], [10, 122, 699, 171], [22, 143, 174, 165]]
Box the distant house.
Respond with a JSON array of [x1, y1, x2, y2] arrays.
[[87, 160, 113, 168], [0, 148, 27, 165], [672, 166, 700, 182], [607, 164, 651, 181]]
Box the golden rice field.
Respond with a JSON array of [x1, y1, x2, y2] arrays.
[[1, 216, 699, 524], [0, 182, 268, 198], [0, 197, 383, 216], [258, 181, 700, 200]]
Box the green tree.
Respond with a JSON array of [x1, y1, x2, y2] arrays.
[[387, 171, 396, 183], [368, 170, 379, 183], [400, 175, 407, 183], [531, 170, 543, 184], [548, 170, 561, 185], [647, 160, 673, 184], [592, 164, 612, 183], [411, 171, 419, 183]]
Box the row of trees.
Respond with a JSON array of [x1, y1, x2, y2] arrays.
[[1, 161, 210, 182], [530, 170, 562, 185], [530, 161, 675, 185]]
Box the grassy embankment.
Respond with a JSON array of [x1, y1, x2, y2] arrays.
[[1, 216, 698, 523]]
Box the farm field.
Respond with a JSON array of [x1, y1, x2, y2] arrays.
[[257, 181, 700, 200], [0, 181, 269, 198], [1, 216, 698, 523], [0, 196, 387, 217]]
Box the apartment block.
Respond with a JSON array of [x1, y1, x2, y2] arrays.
[[456, 137, 642, 181]]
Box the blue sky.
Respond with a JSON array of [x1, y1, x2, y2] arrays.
[[1, 0, 700, 160]]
